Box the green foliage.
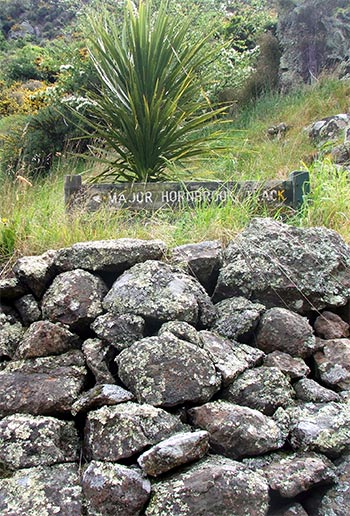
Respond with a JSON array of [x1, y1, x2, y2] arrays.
[[79, 0, 226, 183]]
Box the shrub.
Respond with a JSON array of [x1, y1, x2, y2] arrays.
[[77, 0, 226, 183]]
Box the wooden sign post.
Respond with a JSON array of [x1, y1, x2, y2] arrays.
[[64, 171, 310, 212]]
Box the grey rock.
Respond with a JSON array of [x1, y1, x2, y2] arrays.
[[41, 269, 107, 331], [55, 238, 166, 272], [82, 461, 151, 516], [0, 316, 24, 360], [256, 307, 318, 358], [170, 240, 222, 293], [158, 320, 202, 346], [314, 311, 350, 339], [212, 296, 265, 342], [0, 464, 82, 515], [314, 338, 350, 390], [14, 294, 41, 325], [84, 402, 185, 461], [331, 143, 350, 165], [286, 402, 350, 457], [116, 332, 220, 407], [188, 401, 286, 459], [82, 338, 115, 384], [223, 366, 295, 415], [213, 218, 350, 313], [71, 384, 134, 416], [145, 455, 269, 516], [294, 378, 340, 403], [199, 330, 263, 386], [91, 312, 145, 351], [0, 414, 78, 470], [245, 451, 336, 498], [13, 250, 57, 298], [137, 430, 210, 477], [263, 351, 311, 379], [103, 260, 216, 327], [308, 114, 350, 143], [0, 351, 87, 415], [15, 320, 80, 359], [0, 277, 26, 301], [316, 452, 350, 516]]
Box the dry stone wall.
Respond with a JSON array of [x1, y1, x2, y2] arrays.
[[0, 218, 350, 515]]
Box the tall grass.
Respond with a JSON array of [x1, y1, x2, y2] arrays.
[[1, 76, 350, 270]]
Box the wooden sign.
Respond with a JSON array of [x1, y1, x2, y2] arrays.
[[64, 171, 310, 211]]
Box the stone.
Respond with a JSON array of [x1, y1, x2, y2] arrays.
[[71, 384, 134, 416], [245, 451, 336, 498], [314, 338, 350, 390], [55, 238, 166, 272], [145, 456, 269, 516], [84, 402, 185, 461], [137, 431, 210, 477], [13, 250, 57, 298], [223, 366, 295, 415], [286, 402, 350, 458], [212, 296, 265, 342], [82, 461, 151, 516], [263, 351, 311, 379], [0, 351, 87, 415], [0, 464, 82, 515], [14, 294, 41, 325], [256, 307, 318, 358], [188, 401, 286, 459], [0, 414, 78, 470], [314, 311, 350, 339], [158, 320, 202, 346], [316, 452, 350, 516], [213, 218, 350, 313], [82, 338, 115, 384], [308, 114, 350, 143], [170, 240, 222, 293], [199, 330, 263, 386], [0, 277, 27, 301], [91, 312, 145, 351], [41, 269, 107, 331], [103, 260, 216, 327], [15, 320, 80, 359], [116, 332, 220, 407], [0, 316, 24, 360], [294, 378, 340, 403]]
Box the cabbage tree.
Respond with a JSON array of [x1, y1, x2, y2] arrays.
[[80, 0, 226, 183]]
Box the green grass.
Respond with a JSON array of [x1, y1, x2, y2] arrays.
[[1, 76, 350, 271]]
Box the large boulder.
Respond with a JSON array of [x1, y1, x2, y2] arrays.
[[213, 218, 350, 313], [212, 296, 265, 342], [15, 320, 80, 359], [54, 238, 166, 273], [103, 260, 216, 327], [314, 311, 350, 340], [82, 461, 151, 516], [286, 402, 350, 458], [41, 269, 107, 331], [91, 312, 145, 351], [0, 414, 78, 470], [223, 366, 295, 416], [188, 401, 286, 459], [244, 451, 336, 498], [145, 456, 269, 516], [0, 464, 82, 515], [116, 332, 220, 407], [13, 250, 57, 298], [315, 452, 350, 516], [137, 430, 210, 477], [84, 402, 185, 461], [0, 351, 87, 415], [255, 307, 317, 358]]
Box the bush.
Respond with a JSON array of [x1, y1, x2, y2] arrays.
[[77, 0, 226, 183]]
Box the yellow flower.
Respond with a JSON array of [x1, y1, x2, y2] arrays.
[[1, 218, 8, 224]]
